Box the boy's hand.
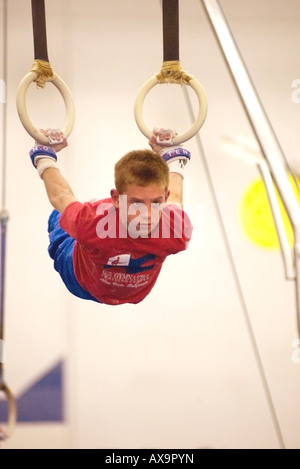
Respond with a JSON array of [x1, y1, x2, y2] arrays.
[[149, 128, 178, 153], [30, 128, 67, 179], [149, 128, 191, 179], [38, 129, 68, 152]]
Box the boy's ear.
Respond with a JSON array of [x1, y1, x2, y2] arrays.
[[165, 189, 170, 201], [110, 189, 120, 208]]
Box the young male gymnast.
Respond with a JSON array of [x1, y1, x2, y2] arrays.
[[29, 128, 192, 305]]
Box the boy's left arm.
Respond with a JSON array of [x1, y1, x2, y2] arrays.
[[148, 128, 191, 208], [168, 173, 183, 207]]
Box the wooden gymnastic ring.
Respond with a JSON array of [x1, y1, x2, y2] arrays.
[[134, 74, 207, 144], [16, 71, 75, 144]]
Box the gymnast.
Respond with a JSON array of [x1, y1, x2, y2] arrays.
[[28, 128, 193, 305]]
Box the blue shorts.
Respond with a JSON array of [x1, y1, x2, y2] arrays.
[[48, 210, 99, 302]]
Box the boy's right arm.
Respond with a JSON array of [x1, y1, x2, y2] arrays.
[[42, 167, 78, 214], [29, 129, 78, 214]]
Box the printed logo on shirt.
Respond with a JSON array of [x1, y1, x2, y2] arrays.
[[125, 254, 156, 274], [105, 254, 156, 274], [106, 254, 131, 267]]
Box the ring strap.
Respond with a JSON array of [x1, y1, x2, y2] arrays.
[[31, 0, 49, 62], [30, 0, 54, 88], [163, 0, 179, 62]]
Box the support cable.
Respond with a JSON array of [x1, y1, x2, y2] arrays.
[[16, 0, 75, 145]]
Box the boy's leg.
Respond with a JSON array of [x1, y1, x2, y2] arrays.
[[48, 209, 70, 260], [47, 210, 100, 302]]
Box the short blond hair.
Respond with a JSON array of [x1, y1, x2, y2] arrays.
[[114, 149, 169, 193]]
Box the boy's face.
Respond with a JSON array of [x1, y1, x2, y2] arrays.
[[111, 183, 170, 237]]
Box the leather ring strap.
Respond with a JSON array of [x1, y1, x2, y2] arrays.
[[163, 0, 179, 62], [134, 0, 207, 144], [16, 0, 75, 144], [31, 0, 49, 62]]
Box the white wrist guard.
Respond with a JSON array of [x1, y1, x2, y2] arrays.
[[160, 146, 191, 179], [167, 160, 186, 178], [35, 156, 58, 179]]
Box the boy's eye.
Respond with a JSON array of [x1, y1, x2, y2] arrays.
[[132, 201, 143, 207]]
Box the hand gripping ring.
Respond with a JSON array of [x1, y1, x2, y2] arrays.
[[16, 71, 75, 145], [134, 74, 208, 145], [0, 382, 17, 440]]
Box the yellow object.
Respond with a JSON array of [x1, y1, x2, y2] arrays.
[[239, 174, 300, 249]]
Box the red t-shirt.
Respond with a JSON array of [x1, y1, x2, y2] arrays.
[[59, 199, 192, 305]]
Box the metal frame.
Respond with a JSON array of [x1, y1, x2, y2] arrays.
[[201, 0, 300, 337]]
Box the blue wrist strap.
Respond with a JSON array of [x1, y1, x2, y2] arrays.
[[29, 145, 57, 166], [162, 147, 191, 163]]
